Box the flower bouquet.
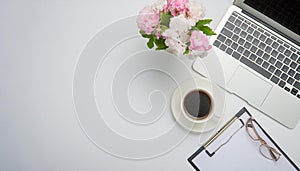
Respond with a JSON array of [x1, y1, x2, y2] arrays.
[[137, 0, 216, 58]]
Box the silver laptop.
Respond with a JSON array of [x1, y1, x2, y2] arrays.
[[193, 0, 300, 128]]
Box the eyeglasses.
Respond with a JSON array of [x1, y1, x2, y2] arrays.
[[246, 117, 281, 161]]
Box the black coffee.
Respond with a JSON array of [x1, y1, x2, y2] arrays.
[[183, 90, 212, 120]]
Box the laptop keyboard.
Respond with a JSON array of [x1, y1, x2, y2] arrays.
[[213, 11, 300, 99]]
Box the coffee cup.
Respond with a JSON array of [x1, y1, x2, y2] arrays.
[[180, 86, 214, 123], [172, 77, 223, 132], [181, 89, 214, 123]]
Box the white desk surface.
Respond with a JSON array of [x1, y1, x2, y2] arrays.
[[1, 0, 299, 170]]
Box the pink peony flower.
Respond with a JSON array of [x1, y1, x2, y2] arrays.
[[137, 5, 160, 34], [189, 30, 211, 51], [165, 0, 189, 16]]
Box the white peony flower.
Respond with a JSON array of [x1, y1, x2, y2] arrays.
[[169, 14, 192, 33], [178, 30, 190, 44], [187, 0, 206, 26], [165, 39, 187, 56], [188, 50, 208, 59], [163, 30, 186, 56], [151, 0, 166, 12], [163, 29, 178, 40]]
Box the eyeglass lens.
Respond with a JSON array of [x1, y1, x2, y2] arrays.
[[246, 118, 281, 161], [246, 119, 260, 140], [260, 144, 281, 161]]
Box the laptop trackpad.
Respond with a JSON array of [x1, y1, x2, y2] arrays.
[[228, 66, 272, 107]]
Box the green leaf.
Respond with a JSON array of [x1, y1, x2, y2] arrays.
[[160, 25, 169, 33], [196, 19, 213, 27], [154, 37, 168, 50], [147, 36, 154, 49], [160, 12, 172, 26], [139, 30, 153, 38], [196, 25, 216, 36], [184, 48, 190, 54], [193, 19, 216, 36]]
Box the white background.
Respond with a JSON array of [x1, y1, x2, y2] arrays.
[[0, 0, 299, 170]]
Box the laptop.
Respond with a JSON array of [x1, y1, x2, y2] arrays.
[[193, 0, 300, 128]]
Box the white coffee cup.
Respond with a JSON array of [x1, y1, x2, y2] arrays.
[[172, 77, 223, 132], [181, 88, 214, 123]]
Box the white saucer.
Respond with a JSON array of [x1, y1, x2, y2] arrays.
[[171, 77, 225, 133]]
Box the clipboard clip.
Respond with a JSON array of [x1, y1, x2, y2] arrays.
[[205, 118, 245, 157]]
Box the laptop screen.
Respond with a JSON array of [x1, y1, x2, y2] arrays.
[[244, 0, 300, 36]]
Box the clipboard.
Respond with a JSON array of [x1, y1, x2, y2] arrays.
[[188, 107, 300, 171]]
